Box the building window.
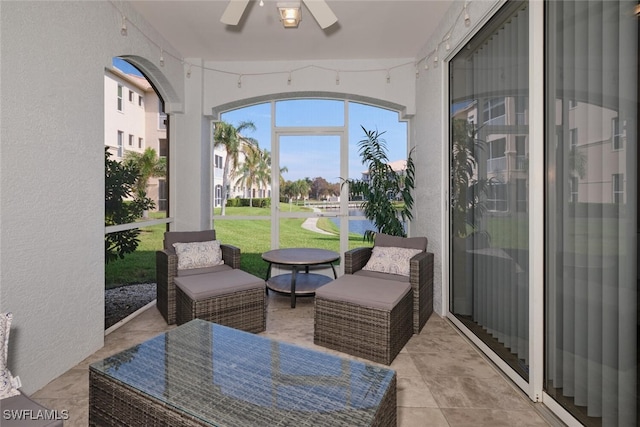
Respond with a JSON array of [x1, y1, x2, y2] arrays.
[[515, 96, 527, 125], [486, 181, 508, 212], [214, 155, 223, 169], [487, 138, 506, 172], [128, 90, 134, 102], [159, 139, 168, 157], [612, 116, 623, 150], [515, 136, 527, 170], [117, 85, 123, 112], [117, 131, 123, 157], [482, 98, 506, 125], [214, 185, 222, 208], [488, 138, 506, 159], [158, 99, 167, 130], [158, 179, 167, 211], [569, 176, 578, 203], [138, 95, 144, 107], [612, 173, 624, 204], [138, 137, 143, 149], [128, 134, 134, 147], [569, 128, 578, 149]]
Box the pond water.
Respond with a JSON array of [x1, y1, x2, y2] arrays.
[[328, 210, 376, 236], [327, 209, 407, 236]]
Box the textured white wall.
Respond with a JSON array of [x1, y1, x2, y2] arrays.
[[0, 0, 184, 394]]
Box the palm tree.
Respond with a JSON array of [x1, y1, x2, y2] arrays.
[[450, 119, 488, 238], [343, 127, 415, 240], [213, 120, 256, 215], [278, 165, 289, 188], [123, 147, 166, 217], [234, 145, 274, 207], [254, 147, 272, 201], [283, 179, 310, 204], [234, 143, 261, 207], [297, 179, 310, 202], [281, 181, 297, 204]]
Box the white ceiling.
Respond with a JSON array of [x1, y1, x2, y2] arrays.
[[129, 0, 453, 62]]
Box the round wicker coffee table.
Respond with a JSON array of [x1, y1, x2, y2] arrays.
[[262, 248, 340, 308]]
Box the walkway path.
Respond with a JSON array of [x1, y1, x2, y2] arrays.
[[301, 207, 334, 235]]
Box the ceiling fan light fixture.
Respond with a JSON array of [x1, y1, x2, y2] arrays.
[[278, 1, 302, 28]]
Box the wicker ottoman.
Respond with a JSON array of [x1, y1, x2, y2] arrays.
[[175, 269, 266, 333], [314, 275, 413, 365]]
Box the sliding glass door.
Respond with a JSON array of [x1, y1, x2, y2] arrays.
[[545, 1, 638, 424], [449, 1, 530, 380], [446, 0, 640, 423]]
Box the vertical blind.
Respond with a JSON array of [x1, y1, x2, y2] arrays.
[[450, 0, 530, 378], [471, 4, 530, 368], [545, 0, 638, 425]]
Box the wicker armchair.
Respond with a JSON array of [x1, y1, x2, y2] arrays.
[[314, 234, 433, 365], [156, 230, 242, 325], [344, 245, 434, 334]]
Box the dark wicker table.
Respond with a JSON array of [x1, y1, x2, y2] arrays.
[[89, 319, 396, 426], [262, 248, 340, 308]]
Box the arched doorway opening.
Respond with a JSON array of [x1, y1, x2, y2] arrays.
[[103, 56, 174, 330]]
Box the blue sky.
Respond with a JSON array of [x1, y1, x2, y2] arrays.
[[222, 101, 408, 182], [114, 58, 143, 77], [113, 58, 408, 182]]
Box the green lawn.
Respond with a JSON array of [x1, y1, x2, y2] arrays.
[[105, 205, 371, 288], [485, 217, 529, 249], [104, 218, 167, 289]]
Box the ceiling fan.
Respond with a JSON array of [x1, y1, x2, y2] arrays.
[[220, 0, 338, 29]]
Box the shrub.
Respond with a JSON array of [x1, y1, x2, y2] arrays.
[[105, 148, 154, 263]]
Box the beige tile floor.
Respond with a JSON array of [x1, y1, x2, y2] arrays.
[[32, 293, 562, 426]]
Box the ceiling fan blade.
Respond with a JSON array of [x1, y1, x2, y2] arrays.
[[302, 0, 338, 29], [220, 0, 251, 25]]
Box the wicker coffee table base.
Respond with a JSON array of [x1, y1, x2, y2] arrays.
[[90, 371, 209, 427], [90, 364, 397, 427]]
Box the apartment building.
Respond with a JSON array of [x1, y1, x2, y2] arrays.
[[104, 66, 167, 210], [213, 137, 272, 208]]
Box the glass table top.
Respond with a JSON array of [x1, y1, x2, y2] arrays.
[[90, 319, 396, 426]]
